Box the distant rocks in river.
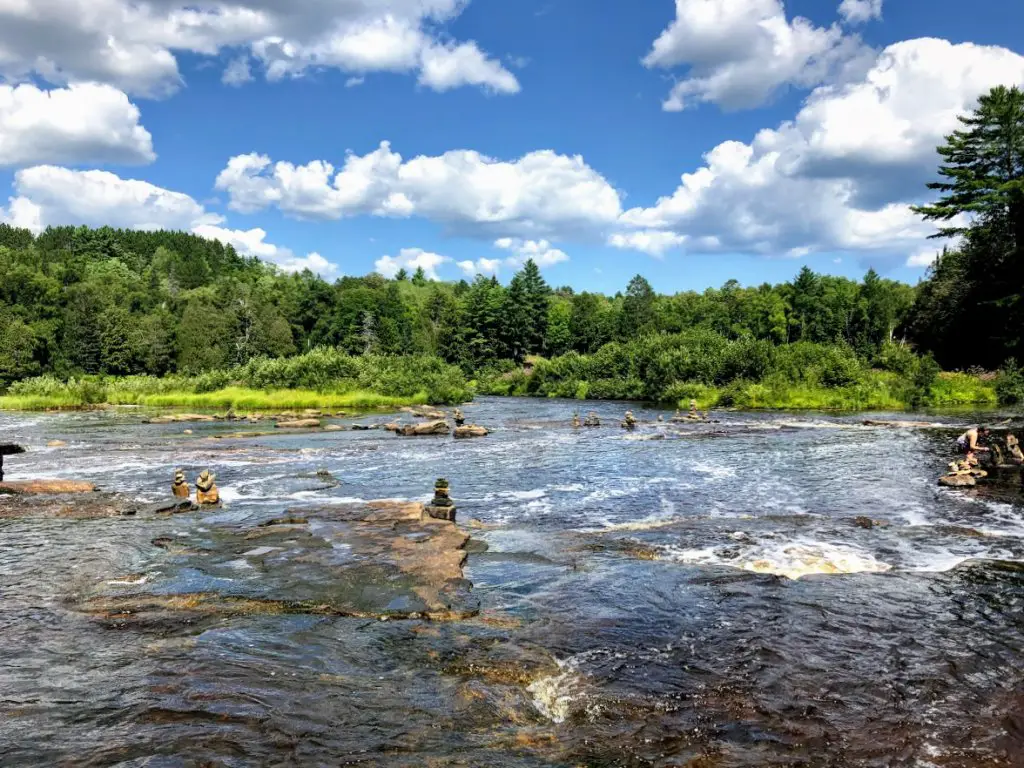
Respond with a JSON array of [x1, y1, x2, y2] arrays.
[[454, 425, 488, 439], [397, 420, 450, 437], [275, 418, 322, 429], [0, 479, 97, 494]]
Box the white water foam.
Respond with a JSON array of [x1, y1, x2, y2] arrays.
[[664, 539, 892, 580]]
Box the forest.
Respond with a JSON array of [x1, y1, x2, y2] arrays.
[[1, 86, 1022, 410]]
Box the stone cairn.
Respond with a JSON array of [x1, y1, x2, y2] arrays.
[[172, 469, 190, 499], [425, 477, 457, 521], [621, 410, 638, 430], [195, 470, 220, 505], [453, 409, 466, 427], [583, 412, 601, 427], [572, 413, 581, 428]]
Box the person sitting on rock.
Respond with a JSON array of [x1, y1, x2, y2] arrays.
[[1007, 434, 1024, 464], [956, 426, 991, 454], [171, 469, 190, 499], [195, 470, 219, 505]]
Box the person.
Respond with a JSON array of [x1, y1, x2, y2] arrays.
[[1007, 433, 1024, 464], [956, 426, 990, 454]]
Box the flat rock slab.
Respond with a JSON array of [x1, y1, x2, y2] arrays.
[[0, 480, 97, 494], [146, 413, 217, 424], [78, 500, 478, 626], [0, 491, 136, 519], [276, 419, 322, 429]]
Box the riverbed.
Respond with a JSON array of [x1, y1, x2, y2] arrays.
[[1, 397, 1022, 766]]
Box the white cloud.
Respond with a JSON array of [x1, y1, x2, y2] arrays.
[[839, 0, 883, 24], [607, 230, 687, 257], [345, 76, 365, 88], [215, 142, 622, 239], [642, 0, 865, 111], [0, 0, 517, 98], [494, 237, 569, 267], [617, 38, 1024, 264], [457, 258, 502, 277], [374, 247, 449, 280], [222, 55, 253, 86], [1, 165, 335, 275], [0, 82, 154, 167], [906, 247, 939, 269]]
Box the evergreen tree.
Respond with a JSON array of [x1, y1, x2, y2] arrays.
[[518, 259, 551, 354], [411, 266, 427, 286], [620, 275, 655, 339], [395, 268, 409, 282]]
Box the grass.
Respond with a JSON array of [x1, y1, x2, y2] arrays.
[[0, 387, 430, 412]]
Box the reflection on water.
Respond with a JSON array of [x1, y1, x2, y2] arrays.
[[1, 398, 1023, 765]]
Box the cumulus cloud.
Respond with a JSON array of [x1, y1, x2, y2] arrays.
[[222, 55, 254, 86], [1, 166, 335, 275], [493, 237, 569, 267], [457, 258, 502, 277], [215, 142, 622, 239], [839, 0, 883, 24], [643, 0, 866, 111], [606, 230, 687, 257], [616, 38, 1024, 264], [0, 0, 517, 98], [0, 83, 154, 167], [374, 247, 450, 279]]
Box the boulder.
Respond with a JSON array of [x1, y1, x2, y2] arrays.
[[398, 420, 450, 437], [939, 474, 977, 488], [0, 480, 97, 495], [275, 418, 321, 429], [454, 425, 489, 439], [382, 423, 401, 433], [323, 424, 345, 432]]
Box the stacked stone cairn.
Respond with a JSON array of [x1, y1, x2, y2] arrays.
[[425, 477, 457, 521]]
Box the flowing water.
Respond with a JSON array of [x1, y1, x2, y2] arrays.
[[1, 398, 1022, 766]]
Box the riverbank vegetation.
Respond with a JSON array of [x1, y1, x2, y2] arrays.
[[0, 87, 1020, 412]]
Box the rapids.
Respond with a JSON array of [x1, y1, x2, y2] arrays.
[[1, 397, 1022, 766]]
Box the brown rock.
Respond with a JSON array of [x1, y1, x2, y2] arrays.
[[454, 425, 489, 439], [146, 413, 216, 424], [323, 424, 345, 432], [398, 419, 450, 436], [275, 418, 322, 429], [0, 480, 96, 494], [939, 474, 977, 488], [46, 440, 67, 448]]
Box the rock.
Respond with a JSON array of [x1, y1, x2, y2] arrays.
[[148, 499, 198, 514], [351, 424, 377, 431], [454, 425, 488, 439], [0, 491, 137, 519], [195, 470, 219, 505], [323, 424, 345, 432], [382, 423, 401, 433], [0, 443, 26, 481], [0, 480, 97, 495], [853, 516, 875, 529], [46, 440, 67, 448], [397, 420, 450, 437], [171, 469, 190, 498], [276, 418, 321, 429], [146, 413, 216, 424], [183, 429, 193, 435], [939, 473, 977, 488]]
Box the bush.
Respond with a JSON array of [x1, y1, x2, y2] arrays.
[[996, 358, 1024, 405]]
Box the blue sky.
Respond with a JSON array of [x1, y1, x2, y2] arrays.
[[1, 0, 1023, 294]]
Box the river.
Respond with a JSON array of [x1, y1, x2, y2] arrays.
[[1, 397, 1022, 766]]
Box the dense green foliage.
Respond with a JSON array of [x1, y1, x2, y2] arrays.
[[909, 85, 1024, 369]]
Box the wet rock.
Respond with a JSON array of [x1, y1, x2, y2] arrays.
[[862, 419, 940, 428], [0, 491, 135, 519], [398, 420, 450, 437], [84, 499, 478, 623], [382, 422, 401, 433], [939, 474, 977, 488], [404, 406, 447, 420], [0, 480, 97, 494], [147, 499, 198, 515], [0, 443, 27, 482], [275, 418, 321, 429], [351, 424, 379, 431], [854, 516, 875, 529], [454, 425, 489, 439], [323, 424, 345, 432], [195, 470, 219, 505]]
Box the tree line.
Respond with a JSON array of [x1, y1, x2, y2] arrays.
[[0, 223, 918, 388]]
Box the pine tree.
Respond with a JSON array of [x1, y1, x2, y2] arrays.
[[518, 259, 551, 354], [395, 268, 409, 282], [620, 274, 655, 339], [411, 266, 427, 286]]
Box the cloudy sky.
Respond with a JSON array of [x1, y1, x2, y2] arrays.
[[0, 0, 1022, 292]]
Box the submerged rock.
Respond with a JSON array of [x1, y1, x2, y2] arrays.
[[81, 499, 477, 623], [939, 474, 977, 488], [454, 425, 489, 439]]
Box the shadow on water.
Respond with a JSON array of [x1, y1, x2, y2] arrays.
[[0, 398, 1022, 766]]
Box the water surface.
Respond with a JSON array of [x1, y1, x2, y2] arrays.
[[1, 398, 1022, 766]]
